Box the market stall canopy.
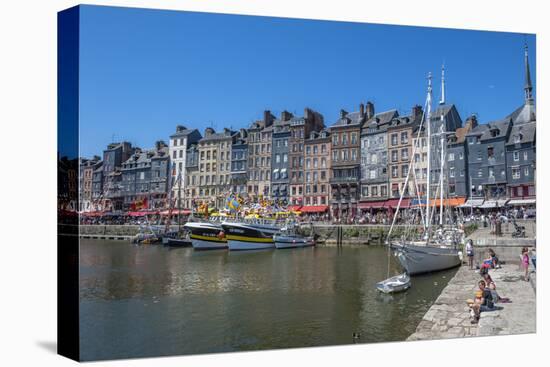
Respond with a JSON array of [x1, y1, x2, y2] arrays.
[[479, 199, 508, 209], [411, 197, 466, 207], [287, 205, 302, 211], [460, 198, 485, 208], [300, 205, 328, 213], [507, 198, 536, 206]]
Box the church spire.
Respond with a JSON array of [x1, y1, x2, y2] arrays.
[[524, 43, 533, 102], [439, 64, 446, 105]]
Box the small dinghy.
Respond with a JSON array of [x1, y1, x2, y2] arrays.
[[376, 273, 411, 294]]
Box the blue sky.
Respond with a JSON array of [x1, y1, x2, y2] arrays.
[[79, 5, 536, 157]]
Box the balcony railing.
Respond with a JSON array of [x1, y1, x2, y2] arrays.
[[330, 176, 360, 184]]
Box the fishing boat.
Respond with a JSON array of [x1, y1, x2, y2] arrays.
[[274, 223, 316, 249], [387, 70, 462, 275], [376, 273, 411, 294], [162, 230, 192, 247], [221, 220, 281, 250], [184, 222, 228, 250]]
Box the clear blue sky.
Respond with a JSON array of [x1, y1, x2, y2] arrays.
[[78, 5, 536, 158]]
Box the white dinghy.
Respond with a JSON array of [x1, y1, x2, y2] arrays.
[[376, 273, 411, 294]]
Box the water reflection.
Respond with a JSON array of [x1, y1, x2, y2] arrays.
[[79, 240, 456, 361]]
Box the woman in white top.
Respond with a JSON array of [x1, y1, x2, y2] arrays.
[[466, 239, 474, 269]]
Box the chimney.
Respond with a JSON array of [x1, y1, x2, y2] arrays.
[[366, 102, 375, 120], [239, 128, 247, 138], [340, 109, 348, 119], [155, 140, 166, 151], [466, 115, 478, 130], [204, 127, 215, 137], [359, 103, 365, 119], [176, 125, 186, 132], [263, 110, 274, 126], [411, 105, 423, 120], [281, 110, 293, 121]]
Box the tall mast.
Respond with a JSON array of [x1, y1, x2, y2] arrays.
[[177, 170, 182, 232], [439, 65, 446, 225], [425, 73, 433, 231]]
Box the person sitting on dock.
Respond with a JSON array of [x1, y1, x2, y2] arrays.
[[488, 248, 500, 269], [488, 281, 510, 304], [467, 280, 495, 324]]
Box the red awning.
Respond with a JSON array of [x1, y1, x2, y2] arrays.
[[386, 198, 411, 208], [127, 210, 159, 216], [300, 205, 329, 213], [358, 201, 387, 209], [81, 211, 104, 217], [287, 205, 302, 211], [160, 209, 192, 216]]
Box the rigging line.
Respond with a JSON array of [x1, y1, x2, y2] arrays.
[[386, 90, 429, 243]]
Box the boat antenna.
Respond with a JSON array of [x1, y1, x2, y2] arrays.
[[425, 72, 433, 234]]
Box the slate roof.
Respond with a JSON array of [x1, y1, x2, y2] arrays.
[[506, 121, 536, 146], [331, 110, 364, 128], [467, 120, 510, 141], [170, 127, 200, 139], [199, 130, 238, 142], [122, 147, 169, 168]]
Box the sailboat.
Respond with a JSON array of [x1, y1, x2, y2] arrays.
[[387, 69, 462, 275], [162, 169, 192, 247]]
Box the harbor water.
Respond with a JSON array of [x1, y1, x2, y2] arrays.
[[80, 239, 457, 361]]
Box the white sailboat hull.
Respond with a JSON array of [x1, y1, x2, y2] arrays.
[[392, 242, 461, 275]]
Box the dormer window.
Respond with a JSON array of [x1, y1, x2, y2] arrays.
[[490, 129, 499, 138]]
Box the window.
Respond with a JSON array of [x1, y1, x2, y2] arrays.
[[351, 133, 357, 144], [362, 187, 369, 197], [391, 166, 398, 178], [422, 153, 427, 162], [477, 151, 482, 160], [449, 167, 455, 178], [369, 169, 376, 179], [513, 151, 519, 161], [372, 186, 378, 196], [488, 147, 494, 158], [401, 165, 408, 178], [321, 171, 326, 180], [321, 144, 326, 153], [313, 146, 318, 154], [333, 135, 339, 146], [422, 138, 427, 147], [401, 149, 408, 161], [313, 158, 318, 168], [306, 146, 311, 155], [459, 152, 464, 160], [371, 153, 377, 164], [401, 132, 408, 144], [332, 150, 338, 162], [173, 151, 177, 159], [415, 154, 420, 163], [352, 149, 357, 161], [477, 169, 482, 178], [512, 167, 520, 179], [524, 167, 529, 176], [381, 186, 387, 196], [391, 134, 398, 146], [391, 150, 398, 162], [523, 151, 528, 161], [448, 153, 455, 161], [275, 154, 281, 163]]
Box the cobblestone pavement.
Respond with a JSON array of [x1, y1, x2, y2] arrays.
[[408, 264, 536, 341]]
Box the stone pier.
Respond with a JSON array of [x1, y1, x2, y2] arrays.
[[408, 263, 536, 341]]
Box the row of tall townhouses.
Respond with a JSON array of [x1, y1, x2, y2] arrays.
[[247, 111, 275, 200], [329, 107, 363, 219], [80, 47, 535, 213], [271, 111, 292, 204], [289, 108, 325, 206], [120, 141, 171, 211]]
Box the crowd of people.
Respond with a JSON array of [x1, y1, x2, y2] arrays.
[[466, 241, 536, 324]]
